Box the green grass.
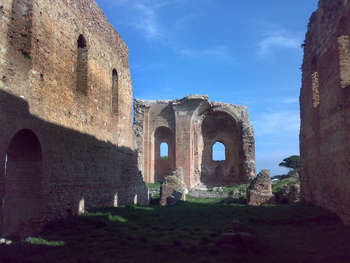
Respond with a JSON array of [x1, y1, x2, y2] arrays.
[[221, 184, 249, 193], [272, 176, 300, 193], [186, 195, 225, 204], [146, 182, 161, 189], [1, 200, 349, 263], [24, 237, 65, 247]]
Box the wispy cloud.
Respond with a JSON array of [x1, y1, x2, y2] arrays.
[[177, 45, 233, 62], [105, 0, 233, 64], [258, 33, 301, 58], [256, 22, 303, 58], [112, 0, 191, 42], [132, 3, 162, 40], [104, 0, 172, 41], [281, 97, 299, 104], [253, 111, 300, 136]]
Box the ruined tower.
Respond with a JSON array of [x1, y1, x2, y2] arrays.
[[0, 0, 148, 237], [300, 0, 350, 224]]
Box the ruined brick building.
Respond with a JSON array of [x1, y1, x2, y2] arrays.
[[134, 96, 256, 189], [300, 0, 350, 224], [0, 0, 148, 237]]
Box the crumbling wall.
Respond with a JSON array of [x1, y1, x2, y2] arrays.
[[134, 95, 256, 189], [200, 110, 243, 186], [300, 0, 350, 224], [0, 0, 148, 238]]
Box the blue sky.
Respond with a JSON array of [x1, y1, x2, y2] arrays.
[[95, 0, 318, 175]]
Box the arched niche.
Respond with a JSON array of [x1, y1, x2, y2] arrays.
[[77, 34, 88, 94], [154, 126, 175, 182], [3, 129, 43, 237], [112, 69, 118, 114], [9, 0, 33, 59], [200, 111, 242, 187]]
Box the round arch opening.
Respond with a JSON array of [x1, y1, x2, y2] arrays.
[[200, 111, 242, 187], [3, 129, 43, 237], [154, 127, 175, 182], [212, 141, 226, 161]]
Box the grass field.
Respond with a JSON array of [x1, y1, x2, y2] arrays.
[[1, 197, 350, 263]]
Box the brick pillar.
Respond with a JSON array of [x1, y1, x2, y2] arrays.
[[172, 98, 203, 188], [174, 110, 192, 187]]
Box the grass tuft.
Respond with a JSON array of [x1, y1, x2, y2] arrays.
[[25, 237, 65, 247]]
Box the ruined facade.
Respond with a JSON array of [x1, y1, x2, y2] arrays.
[[134, 95, 256, 189], [300, 0, 350, 224], [0, 0, 148, 237]]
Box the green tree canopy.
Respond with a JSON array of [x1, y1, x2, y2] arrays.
[[279, 155, 300, 170]]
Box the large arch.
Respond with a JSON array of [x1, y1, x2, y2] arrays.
[[154, 126, 175, 182], [3, 129, 43, 237], [200, 111, 242, 187]]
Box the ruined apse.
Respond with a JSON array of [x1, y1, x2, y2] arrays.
[[0, 0, 148, 238], [134, 95, 256, 189], [300, 0, 350, 224]]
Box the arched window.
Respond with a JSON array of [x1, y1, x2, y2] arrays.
[[160, 142, 168, 160], [154, 127, 175, 182], [77, 34, 88, 94], [212, 141, 225, 161], [112, 69, 118, 114]]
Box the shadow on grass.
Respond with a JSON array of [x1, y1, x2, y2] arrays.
[[1, 200, 350, 263]]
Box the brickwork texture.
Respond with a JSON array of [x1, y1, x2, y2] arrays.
[[300, 0, 350, 225], [0, 0, 148, 238], [134, 95, 256, 189]]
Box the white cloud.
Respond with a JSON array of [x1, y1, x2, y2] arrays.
[[253, 111, 300, 136], [102, 0, 169, 41], [257, 24, 302, 58], [102, 0, 233, 64], [131, 3, 162, 41], [106, 0, 188, 41]]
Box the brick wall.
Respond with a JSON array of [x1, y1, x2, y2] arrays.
[[134, 95, 256, 189], [300, 0, 350, 224], [0, 0, 148, 238]]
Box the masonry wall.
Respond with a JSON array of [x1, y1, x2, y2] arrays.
[[0, 0, 148, 238], [300, 0, 350, 224], [134, 95, 256, 189]]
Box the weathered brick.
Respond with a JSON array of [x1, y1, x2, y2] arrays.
[[134, 95, 256, 189], [0, 0, 148, 238], [300, 0, 350, 225]]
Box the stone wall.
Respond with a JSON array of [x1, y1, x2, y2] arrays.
[[300, 0, 350, 224], [134, 95, 256, 189], [0, 0, 148, 238]]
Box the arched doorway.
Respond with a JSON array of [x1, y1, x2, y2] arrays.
[[154, 127, 175, 182], [200, 111, 242, 187], [3, 129, 43, 237]]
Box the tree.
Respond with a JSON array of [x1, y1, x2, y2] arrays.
[[279, 155, 300, 171]]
